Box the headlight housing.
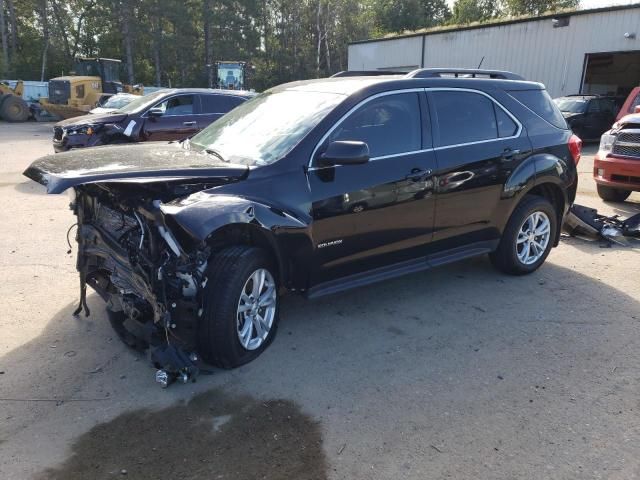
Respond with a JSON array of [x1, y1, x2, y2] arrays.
[[599, 133, 615, 153], [66, 125, 99, 136]]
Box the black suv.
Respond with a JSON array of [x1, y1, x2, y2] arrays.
[[25, 69, 580, 384]]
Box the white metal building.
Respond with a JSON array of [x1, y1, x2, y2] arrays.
[[348, 4, 640, 98]]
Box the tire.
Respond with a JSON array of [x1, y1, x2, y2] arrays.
[[490, 195, 557, 275], [198, 246, 279, 368], [0, 95, 29, 122], [596, 184, 631, 203]]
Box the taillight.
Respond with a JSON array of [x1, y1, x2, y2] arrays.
[[569, 134, 582, 164]]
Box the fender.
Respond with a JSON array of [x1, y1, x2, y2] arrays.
[[160, 194, 313, 289], [503, 152, 572, 202], [502, 152, 573, 245]]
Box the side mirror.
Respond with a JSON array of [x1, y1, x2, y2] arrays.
[[148, 108, 164, 118], [319, 141, 369, 167], [634, 105, 640, 114]]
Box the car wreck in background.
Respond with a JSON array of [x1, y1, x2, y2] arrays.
[[52, 88, 255, 152]]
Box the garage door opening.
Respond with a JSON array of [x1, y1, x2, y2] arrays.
[[581, 50, 640, 97]]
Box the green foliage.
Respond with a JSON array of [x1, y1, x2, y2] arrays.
[[0, 0, 577, 88], [450, 0, 500, 25], [504, 0, 578, 16], [372, 0, 451, 33]]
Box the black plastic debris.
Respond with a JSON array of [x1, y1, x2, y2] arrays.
[[563, 204, 640, 245]]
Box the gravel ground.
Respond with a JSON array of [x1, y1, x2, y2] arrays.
[[1, 122, 639, 480]]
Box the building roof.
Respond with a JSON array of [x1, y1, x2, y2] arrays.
[[349, 3, 640, 45]]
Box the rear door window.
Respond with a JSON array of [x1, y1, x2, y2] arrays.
[[328, 92, 422, 158], [508, 89, 567, 129], [431, 91, 498, 146], [200, 94, 245, 114]]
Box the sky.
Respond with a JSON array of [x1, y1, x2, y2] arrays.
[[579, 0, 637, 9]]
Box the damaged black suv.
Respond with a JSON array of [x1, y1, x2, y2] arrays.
[[25, 69, 580, 384]]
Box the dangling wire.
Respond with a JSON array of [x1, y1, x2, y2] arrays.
[[66, 223, 78, 254]]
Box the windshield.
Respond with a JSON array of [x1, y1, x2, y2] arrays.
[[554, 97, 588, 114], [190, 89, 346, 166], [117, 91, 169, 114], [103, 95, 135, 109]]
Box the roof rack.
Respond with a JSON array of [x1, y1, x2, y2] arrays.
[[405, 68, 525, 80], [330, 70, 408, 78]]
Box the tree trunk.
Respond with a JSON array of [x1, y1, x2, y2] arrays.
[[203, 0, 213, 88], [50, 0, 72, 62], [6, 0, 15, 58], [120, 0, 135, 84], [0, 0, 9, 73], [152, 0, 162, 86], [324, 2, 331, 73], [316, 0, 322, 77], [39, 0, 49, 81]]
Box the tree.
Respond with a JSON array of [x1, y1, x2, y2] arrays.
[[372, 0, 451, 33], [451, 0, 501, 24], [504, 0, 578, 16]]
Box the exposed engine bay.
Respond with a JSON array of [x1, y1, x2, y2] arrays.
[[72, 181, 216, 387]]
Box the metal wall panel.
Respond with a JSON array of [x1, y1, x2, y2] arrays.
[[348, 8, 640, 97]]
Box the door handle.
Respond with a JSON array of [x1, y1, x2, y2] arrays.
[[183, 121, 197, 127], [501, 148, 521, 161], [405, 168, 433, 181]]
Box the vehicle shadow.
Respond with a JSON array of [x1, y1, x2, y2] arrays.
[[1, 257, 640, 479], [13, 180, 48, 196]]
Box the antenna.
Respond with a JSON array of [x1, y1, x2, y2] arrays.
[[477, 56, 485, 69]]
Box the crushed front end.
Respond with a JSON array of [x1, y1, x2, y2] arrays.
[[72, 183, 210, 386]]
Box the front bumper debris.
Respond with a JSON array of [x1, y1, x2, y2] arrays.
[[563, 203, 640, 245]]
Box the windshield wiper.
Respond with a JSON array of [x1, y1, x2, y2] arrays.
[[205, 148, 227, 163]]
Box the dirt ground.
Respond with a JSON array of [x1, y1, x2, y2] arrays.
[[1, 122, 639, 480]]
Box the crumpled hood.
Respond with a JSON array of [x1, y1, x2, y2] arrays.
[[23, 142, 249, 194], [55, 112, 128, 128]]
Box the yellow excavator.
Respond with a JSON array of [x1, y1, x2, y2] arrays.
[[39, 57, 143, 119], [0, 80, 30, 122]]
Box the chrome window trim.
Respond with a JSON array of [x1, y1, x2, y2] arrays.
[[308, 88, 425, 168], [426, 87, 522, 150], [308, 87, 523, 168]]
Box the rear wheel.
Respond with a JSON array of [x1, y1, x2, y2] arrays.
[[198, 246, 279, 368], [596, 184, 631, 202], [0, 95, 29, 122], [490, 195, 557, 275]]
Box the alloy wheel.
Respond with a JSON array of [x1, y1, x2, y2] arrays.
[[236, 268, 277, 350], [516, 211, 551, 265]]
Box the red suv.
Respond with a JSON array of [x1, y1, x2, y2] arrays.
[[594, 87, 640, 202]]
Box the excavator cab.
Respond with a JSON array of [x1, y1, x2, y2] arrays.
[[73, 58, 122, 94]]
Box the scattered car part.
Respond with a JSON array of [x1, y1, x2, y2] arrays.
[[563, 203, 640, 244]]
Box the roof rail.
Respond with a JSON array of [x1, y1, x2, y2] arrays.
[[330, 70, 407, 78], [405, 68, 525, 80]]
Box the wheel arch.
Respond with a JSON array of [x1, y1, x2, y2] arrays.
[[161, 195, 312, 291], [525, 182, 567, 246], [206, 223, 286, 289]]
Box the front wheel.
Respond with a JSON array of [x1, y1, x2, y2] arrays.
[[198, 246, 279, 368], [596, 184, 631, 202], [490, 195, 557, 275]]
